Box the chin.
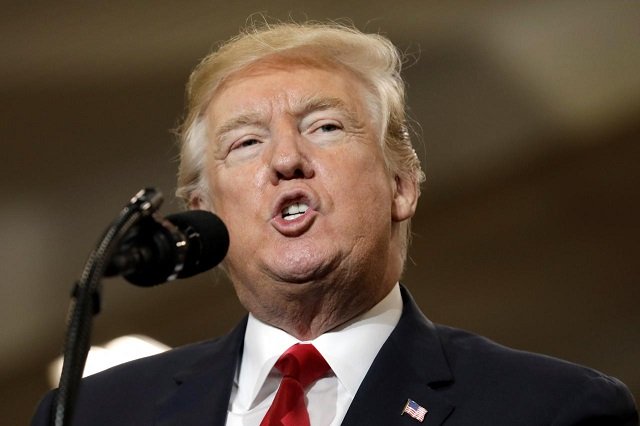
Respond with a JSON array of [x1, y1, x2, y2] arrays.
[[267, 250, 339, 285], [269, 264, 330, 285]]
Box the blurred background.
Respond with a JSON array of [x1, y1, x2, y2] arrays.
[[1, 1, 639, 423]]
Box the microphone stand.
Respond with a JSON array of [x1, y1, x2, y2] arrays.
[[51, 188, 164, 426]]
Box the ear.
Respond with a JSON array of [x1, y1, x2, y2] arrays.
[[391, 174, 418, 222], [188, 192, 210, 211]]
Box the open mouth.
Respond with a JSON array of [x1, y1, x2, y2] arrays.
[[271, 192, 317, 236], [281, 202, 309, 221]]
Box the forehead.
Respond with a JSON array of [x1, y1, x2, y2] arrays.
[[207, 58, 371, 121]]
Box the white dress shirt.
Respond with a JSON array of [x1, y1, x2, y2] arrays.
[[225, 283, 403, 425]]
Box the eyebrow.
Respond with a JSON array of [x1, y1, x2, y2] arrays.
[[213, 112, 265, 140], [295, 95, 351, 118], [213, 95, 358, 139]]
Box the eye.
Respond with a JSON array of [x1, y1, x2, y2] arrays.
[[309, 120, 342, 134], [304, 119, 345, 145], [319, 123, 341, 132], [232, 138, 261, 151]]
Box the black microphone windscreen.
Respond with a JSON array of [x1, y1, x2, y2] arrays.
[[166, 210, 229, 279]]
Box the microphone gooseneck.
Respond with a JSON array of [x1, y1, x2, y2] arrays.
[[53, 188, 229, 426]]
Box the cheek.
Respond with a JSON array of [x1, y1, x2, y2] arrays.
[[205, 170, 239, 225], [207, 168, 266, 230], [329, 155, 393, 223], [341, 148, 392, 194]]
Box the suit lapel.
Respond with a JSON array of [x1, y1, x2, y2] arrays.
[[154, 317, 247, 426], [151, 287, 453, 425], [342, 286, 455, 426]]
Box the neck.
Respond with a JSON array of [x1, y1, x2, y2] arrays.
[[233, 238, 405, 340], [238, 277, 397, 340]]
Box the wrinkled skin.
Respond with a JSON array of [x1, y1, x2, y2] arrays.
[[193, 58, 418, 339]]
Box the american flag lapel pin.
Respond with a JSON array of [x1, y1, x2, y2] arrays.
[[401, 398, 428, 422]]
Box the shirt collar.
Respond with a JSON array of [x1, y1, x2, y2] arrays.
[[235, 283, 403, 409]]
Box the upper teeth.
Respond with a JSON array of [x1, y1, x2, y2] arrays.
[[282, 203, 309, 220]]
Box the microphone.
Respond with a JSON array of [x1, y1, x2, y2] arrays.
[[105, 210, 229, 286]]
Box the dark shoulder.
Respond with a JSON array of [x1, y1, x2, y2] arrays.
[[435, 323, 616, 384], [81, 313, 247, 390], [31, 335, 238, 426], [80, 336, 224, 386], [433, 324, 637, 425]]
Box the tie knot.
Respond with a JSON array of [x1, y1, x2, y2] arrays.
[[275, 344, 330, 388]]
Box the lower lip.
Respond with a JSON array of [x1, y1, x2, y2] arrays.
[[271, 209, 317, 236]]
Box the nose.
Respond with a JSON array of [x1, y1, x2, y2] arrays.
[[267, 128, 314, 184]]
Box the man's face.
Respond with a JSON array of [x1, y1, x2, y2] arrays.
[[199, 59, 415, 316]]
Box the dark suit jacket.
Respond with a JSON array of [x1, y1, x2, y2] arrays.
[[32, 286, 638, 425]]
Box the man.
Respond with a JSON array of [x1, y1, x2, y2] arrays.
[[33, 22, 637, 425]]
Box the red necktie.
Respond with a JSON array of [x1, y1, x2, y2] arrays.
[[260, 343, 330, 426]]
